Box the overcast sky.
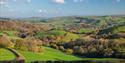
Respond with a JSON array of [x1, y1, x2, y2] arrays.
[[0, 0, 125, 18]]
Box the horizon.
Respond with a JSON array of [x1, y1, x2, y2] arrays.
[[0, 0, 125, 18]]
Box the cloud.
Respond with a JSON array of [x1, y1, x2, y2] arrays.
[[116, 0, 121, 2], [27, 0, 31, 3], [53, 0, 65, 4], [73, 0, 84, 3], [0, 0, 7, 5], [38, 9, 60, 14], [38, 9, 47, 13], [0, 0, 9, 8], [39, 9, 43, 13], [13, 0, 17, 2], [73, 0, 78, 2]]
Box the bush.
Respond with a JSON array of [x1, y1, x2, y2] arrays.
[[0, 35, 14, 48], [59, 46, 65, 51], [66, 48, 73, 55], [103, 48, 114, 57], [60, 33, 79, 42], [14, 39, 28, 51], [14, 38, 43, 53], [50, 43, 59, 49], [36, 30, 80, 43]]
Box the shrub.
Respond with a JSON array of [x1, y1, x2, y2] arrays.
[[61, 33, 79, 42], [59, 46, 65, 51], [103, 48, 114, 57], [14, 39, 28, 51], [36, 30, 79, 43], [50, 43, 59, 49], [66, 48, 73, 55], [0, 35, 14, 48], [14, 38, 43, 53]]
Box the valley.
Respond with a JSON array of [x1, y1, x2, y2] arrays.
[[0, 15, 125, 63]]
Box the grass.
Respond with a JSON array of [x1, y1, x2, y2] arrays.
[[46, 30, 66, 36], [113, 26, 125, 33], [0, 48, 16, 61], [19, 46, 118, 62], [0, 33, 3, 36], [19, 46, 82, 62], [112, 38, 125, 48], [0, 31, 18, 36], [49, 30, 67, 36], [60, 32, 79, 42], [79, 28, 94, 33], [0, 30, 121, 62], [117, 26, 125, 33], [36, 30, 67, 38], [0, 47, 119, 62], [36, 30, 79, 42]]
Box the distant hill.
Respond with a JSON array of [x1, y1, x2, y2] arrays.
[[97, 22, 125, 38], [1, 15, 125, 30]]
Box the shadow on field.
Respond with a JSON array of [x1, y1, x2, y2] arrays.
[[32, 60, 125, 63], [0, 60, 125, 63]]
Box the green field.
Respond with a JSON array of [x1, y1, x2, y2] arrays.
[[79, 28, 95, 33], [0, 31, 18, 36], [0, 26, 123, 62], [112, 26, 125, 33], [36, 30, 80, 42], [0, 47, 119, 63], [19, 46, 116, 62], [0, 48, 16, 61], [19, 46, 82, 62], [36, 30, 67, 38], [116, 26, 125, 33]]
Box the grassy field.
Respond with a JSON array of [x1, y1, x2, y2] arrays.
[[0, 31, 121, 62], [0, 31, 18, 36], [0, 47, 119, 62], [36, 30, 80, 42], [116, 26, 125, 33], [36, 30, 67, 38], [19, 46, 83, 62], [79, 28, 95, 33], [112, 26, 125, 33], [0, 48, 16, 61], [19, 46, 118, 62]]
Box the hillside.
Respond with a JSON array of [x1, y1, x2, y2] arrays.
[[0, 48, 16, 61], [19, 46, 83, 62], [0, 15, 125, 63], [0, 47, 117, 63], [97, 22, 125, 35]]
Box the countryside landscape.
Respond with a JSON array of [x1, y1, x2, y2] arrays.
[[0, 0, 125, 63]]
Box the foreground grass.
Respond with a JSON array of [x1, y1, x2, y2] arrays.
[[0, 47, 119, 62], [19, 46, 82, 62], [0, 48, 16, 61], [19, 47, 118, 62]]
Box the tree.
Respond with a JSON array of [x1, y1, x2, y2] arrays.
[[103, 48, 114, 57], [14, 38, 43, 53], [66, 48, 73, 55], [50, 43, 59, 49], [59, 46, 65, 51], [0, 35, 14, 48]]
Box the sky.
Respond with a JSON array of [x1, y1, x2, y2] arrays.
[[0, 0, 125, 18]]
